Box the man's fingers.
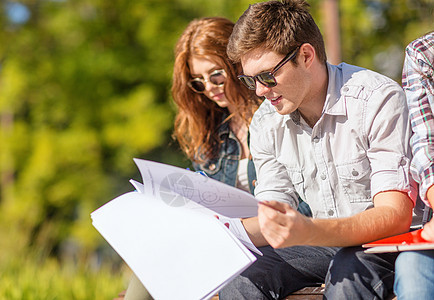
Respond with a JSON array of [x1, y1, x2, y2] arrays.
[[258, 200, 289, 213], [421, 220, 434, 241], [258, 202, 286, 225]]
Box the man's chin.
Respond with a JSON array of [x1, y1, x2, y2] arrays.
[[273, 103, 294, 116]]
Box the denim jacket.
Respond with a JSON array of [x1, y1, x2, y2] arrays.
[[193, 121, 257, 194]]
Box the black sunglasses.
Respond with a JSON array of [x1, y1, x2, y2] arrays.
[[238, 47, 300, 90], [188, 69, 226, 93]]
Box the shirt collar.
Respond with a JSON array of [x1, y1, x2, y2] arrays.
[[284, 63, 347, 127], [283, 112, 295, 126], [324, 62, 347, 117]]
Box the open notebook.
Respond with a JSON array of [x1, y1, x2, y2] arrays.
[[91, 158, 260, 300], [363, 228, 434, 253]]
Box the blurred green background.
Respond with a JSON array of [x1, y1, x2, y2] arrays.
[[0, 0, 432, 299]]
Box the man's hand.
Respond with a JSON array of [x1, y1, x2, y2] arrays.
[[258, 191, 413, 248], [421, 219, 434, 241], [258, 200, 312, 248]]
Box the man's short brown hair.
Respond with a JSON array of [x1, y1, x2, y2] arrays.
[[227, 0, 327, 64]]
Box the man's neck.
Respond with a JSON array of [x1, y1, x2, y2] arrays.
[[298, 63, 329, 128]]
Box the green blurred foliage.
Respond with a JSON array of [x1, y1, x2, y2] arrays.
[[0, 0, 261, 268], [0, 0, 432, 285], [337, 0, 433, 79], [0, 255, 127, 300]]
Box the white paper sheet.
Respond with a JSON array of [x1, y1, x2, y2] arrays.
[[214, 215, 262, 256], [92, 159, 262, 299], [91, 192, 256, 300], [133, 158, 259, 218], [130, 158, 262, 255]]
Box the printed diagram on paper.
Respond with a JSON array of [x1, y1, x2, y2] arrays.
[[159, 172, 248, 208], [131, 158, 262, 255], [134, 158, 258, 218]]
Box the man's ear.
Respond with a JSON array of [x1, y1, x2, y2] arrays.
[[299, 43, 316, 69]]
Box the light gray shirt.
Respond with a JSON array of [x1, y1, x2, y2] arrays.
[[250, 62, 417, 219]]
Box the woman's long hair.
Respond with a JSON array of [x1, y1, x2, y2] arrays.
[[172, 17, 260, 163]]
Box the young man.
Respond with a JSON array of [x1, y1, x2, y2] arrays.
[[394, 31, 434, 300], [221, 1, 416, 299]]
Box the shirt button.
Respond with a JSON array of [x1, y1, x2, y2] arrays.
[[400, 159, 406, 166], [351, 169, 359, 176], [209, 164, 216, 171], [313, 136, 320, 143], [342, 86, 349, 93], [328, 210, 334, 216], [320, 174, 327, 180]]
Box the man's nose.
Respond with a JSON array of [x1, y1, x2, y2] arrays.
[[255, 82, 272, 97]]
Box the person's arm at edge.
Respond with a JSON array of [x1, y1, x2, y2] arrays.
[[402, 35, 434, 241], [422, 186, 434, 241]]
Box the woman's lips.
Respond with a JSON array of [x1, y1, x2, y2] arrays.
[[212, 93, 225, 100]]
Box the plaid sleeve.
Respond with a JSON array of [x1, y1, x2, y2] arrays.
[[402, 32, 434, 206]]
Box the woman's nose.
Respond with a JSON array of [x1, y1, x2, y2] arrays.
[[204, 80, 214, 91]]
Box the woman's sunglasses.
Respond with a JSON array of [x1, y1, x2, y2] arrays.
[[188, 69, 226, 93], [238, 47, 300, 90]]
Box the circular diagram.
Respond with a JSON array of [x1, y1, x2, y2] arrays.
[[159, 173, 194, 207], [200, 190, 220, 205]]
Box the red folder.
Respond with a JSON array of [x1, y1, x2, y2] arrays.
[[362, 229, 434, 253]]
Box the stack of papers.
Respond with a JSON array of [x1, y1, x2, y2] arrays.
[[91, 159, 260, 299]]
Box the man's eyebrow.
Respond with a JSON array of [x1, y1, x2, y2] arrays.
[[242, 67, 271, 77], [242, 60, 274, 76]]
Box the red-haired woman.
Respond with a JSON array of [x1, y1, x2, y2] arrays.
[[172, 17, 261, 193]]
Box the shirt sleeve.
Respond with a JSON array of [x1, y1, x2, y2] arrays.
[[365, 80, 417, 205], [402, 37, 434, 207], [249, 111, 299, 208]]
